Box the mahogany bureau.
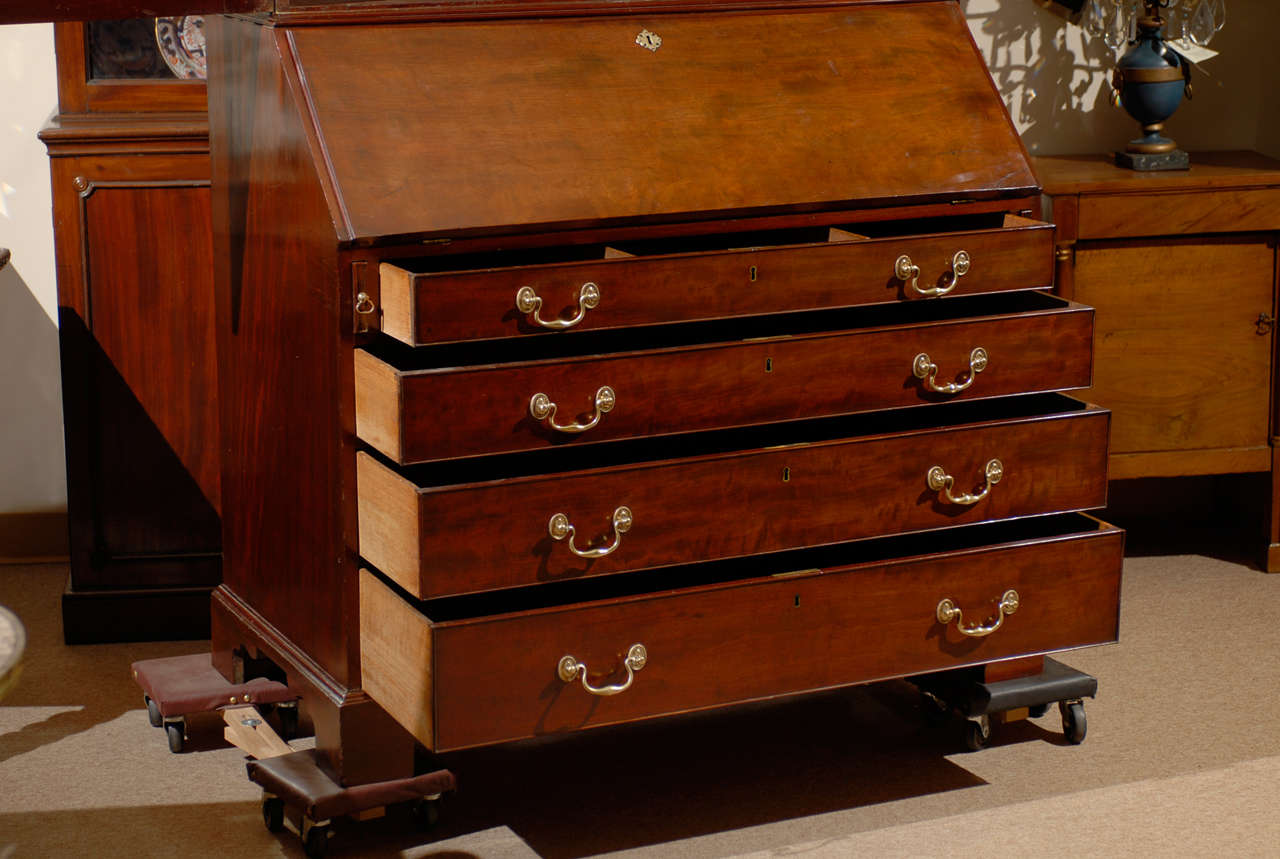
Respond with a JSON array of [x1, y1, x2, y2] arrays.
[[204, 0, 1123, 786]]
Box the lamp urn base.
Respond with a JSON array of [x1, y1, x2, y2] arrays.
[[1115, 149, 1190, 171]]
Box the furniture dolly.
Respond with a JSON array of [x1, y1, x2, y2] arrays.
[[132, 652, 455, 856], [912, 656, 1097, 750], [131, 652, 299, 753], [247, 749, 455, 857]]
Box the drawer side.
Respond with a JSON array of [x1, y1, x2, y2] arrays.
[[356, 453, 421, 594], [359, 569, 435, 750], [354, 349, 403, 462], [378, 263, 416, 346]]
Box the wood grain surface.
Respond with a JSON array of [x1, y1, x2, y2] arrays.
[[1074, 237, 1273, 462], [1077, 190, 1280, 240], [360, 518, 1123, 751], [379, 216, 1054, 345], [45, 134, 222, 611], [289, 3, 1035, 240], [360, 572, 434, 748], [1034, 151, 1280, 196], [360, 297, 1094, 463], [357, 404, 1110, 598], [0, 0, 265, 24], [208, 16, 356, 701]]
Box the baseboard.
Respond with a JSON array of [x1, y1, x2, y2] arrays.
[[62, 584, 213, 644], [0, 510, 70, 564]]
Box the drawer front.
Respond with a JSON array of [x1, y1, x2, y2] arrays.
[[359, 519, 1124, 751], [1077, 188, 1280, 239], [358, 301, 1093, 464], [357, 405, 1109, 598], [379, 220, 1054, 346]]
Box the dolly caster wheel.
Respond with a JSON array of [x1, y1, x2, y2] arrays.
[[262, 796, 285, 833], [919, 690, 949, 723], [1060, 700, 1087, 744], [303, 823, 330, 858], [277, 702, 300, 740], [964, 715, 991, 751], [412, 796, 441, 830], [165, 720, 185, 753], [145, 695, 162, 728]]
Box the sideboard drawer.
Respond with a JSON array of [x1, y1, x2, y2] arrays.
[[357, 396, 1110, 598], [360, 513, 1124, 751], [356, 292, 1094, 464], [378, 214, 1053, 345], [1077, 188, 1280, 239]]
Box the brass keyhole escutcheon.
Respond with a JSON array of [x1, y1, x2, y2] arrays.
[[750, 266, 758, 282]]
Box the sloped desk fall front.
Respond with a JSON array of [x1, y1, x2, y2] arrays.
[[206, 1, 1121, 785]]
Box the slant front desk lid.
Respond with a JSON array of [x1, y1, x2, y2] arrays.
[[284, 1, 1035, 241]]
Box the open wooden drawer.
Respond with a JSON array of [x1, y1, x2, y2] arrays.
[[356, 291, 1093, 464], [360, 512, 1124, 752], [376, 214, 1054, 346], [357, 394, 1110, 599]]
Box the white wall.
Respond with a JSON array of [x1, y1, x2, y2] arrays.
[[0, 6, 1276, 516], [0, 23, 63, 515], [1251, 2, 1280, 159], [963, 0, 1278, 156]]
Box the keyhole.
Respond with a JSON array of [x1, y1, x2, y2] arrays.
[[765, 357, 773, 373], [794, 595, 801, 607], [749, 266, 758, 282], [782, 467, 791, 482]]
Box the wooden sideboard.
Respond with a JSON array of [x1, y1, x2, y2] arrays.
[[1036, 152, 1280, 570], [41, 21, 221, 643]]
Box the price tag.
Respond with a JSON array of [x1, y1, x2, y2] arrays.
[[1167, 39, 1219, 65]]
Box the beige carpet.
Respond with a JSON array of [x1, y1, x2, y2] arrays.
[[2, 542, 1279, 858]]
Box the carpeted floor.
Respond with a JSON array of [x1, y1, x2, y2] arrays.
[[2, 531, 1279, 858]]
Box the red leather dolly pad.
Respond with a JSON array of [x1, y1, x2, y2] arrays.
[[131, 653, 296, 717], [247, 749, 457, 820]]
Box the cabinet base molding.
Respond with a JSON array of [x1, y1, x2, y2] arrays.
[[61, 582, 212, 644], [1109, 447, 1272, 480], [0, 511, 69, 564], [211, 586, 415, 787]]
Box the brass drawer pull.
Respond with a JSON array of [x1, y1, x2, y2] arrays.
[[515, 282, 600, 329], [913, 347, 988, 394], [530, 385, 616, 433], [895, 250, 970, 297], [937, 589, 1019, 637], [549, 506, 632, 558], [558, 643, 647, 696], [927, 458, 1003, 506]]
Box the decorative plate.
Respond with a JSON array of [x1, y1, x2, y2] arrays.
[[154, 16, 207, 80], [0, 605, 24, 702]]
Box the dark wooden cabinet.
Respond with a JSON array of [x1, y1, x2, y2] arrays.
[[202, 0, 1121, 787], [41, 22, 221, 643]]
